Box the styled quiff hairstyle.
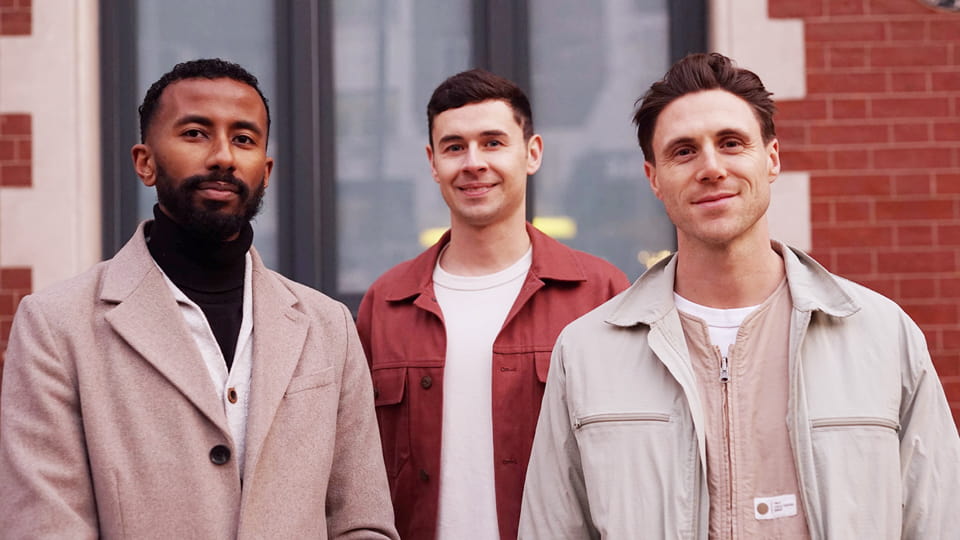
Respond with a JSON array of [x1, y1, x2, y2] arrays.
[[138, 58, 271, 143], [426, 68, 534, 146], [632, 52, 776, 163]]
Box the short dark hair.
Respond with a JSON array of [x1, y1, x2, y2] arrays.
[[426, 68, 534, 146], [138, 58, 270, 143], [633, 52, 776, 163]]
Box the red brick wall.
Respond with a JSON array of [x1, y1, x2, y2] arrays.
[[770, 0, 960, 426], [0, 113, 32, 187], [0, 268, 31, 391], [0, 0, 30, 35]]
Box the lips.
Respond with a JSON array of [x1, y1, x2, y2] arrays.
[[693, 192, 736, 205], [458, 182, 496, 196], [196, 180, 240, 193]]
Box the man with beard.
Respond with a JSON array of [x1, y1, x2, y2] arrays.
[[0, 59, 399, 539]]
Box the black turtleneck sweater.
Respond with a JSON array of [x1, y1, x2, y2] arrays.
[[146, 205, 251, 369]]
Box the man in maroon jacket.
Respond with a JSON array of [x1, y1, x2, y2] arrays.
[[357, 69, 630, 540]]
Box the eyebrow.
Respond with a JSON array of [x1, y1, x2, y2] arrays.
[[662, 128, 751, 150], [174, 115, 264, 137], [436, 130, 509, 146]]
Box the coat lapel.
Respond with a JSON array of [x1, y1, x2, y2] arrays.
[[242, 252, 309, 480], [101, 223, 229, 435]]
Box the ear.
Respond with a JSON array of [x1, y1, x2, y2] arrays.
[[425, 144, 440, 184], [525, 134, 544, 176], [644, 160, 663, 201], [131, 144, 156, 187], [262, 156, 274, 189], [766, 138, 780, 184]]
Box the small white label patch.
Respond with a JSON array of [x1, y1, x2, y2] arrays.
[[754, 494, 798, 520]]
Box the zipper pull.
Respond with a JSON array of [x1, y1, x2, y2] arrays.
[[719, 356, 730, 383]]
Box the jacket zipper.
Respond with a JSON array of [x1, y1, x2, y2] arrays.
[[810, 417, 899, 430], [574, 412, 671, 428], [715, 345, 734, 538]]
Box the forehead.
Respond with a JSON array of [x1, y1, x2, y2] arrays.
[[155, 77, 267, 129], [652, 89, 761, 147], [432, 99, 521, 139]]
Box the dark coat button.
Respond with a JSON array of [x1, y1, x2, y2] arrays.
[[420, 375, 433, 389], [419, 468, 430, 481], [227, 387, 238, 404], [210, 445, 231, 465]]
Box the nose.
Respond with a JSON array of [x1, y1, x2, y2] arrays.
[[697, 146, 726, 183], [206, 134, 236, 171], [462, 143, 487, 174]]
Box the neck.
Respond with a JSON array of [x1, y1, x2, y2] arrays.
[[440, 217, 530, 276], [673, 231, 784, 309]]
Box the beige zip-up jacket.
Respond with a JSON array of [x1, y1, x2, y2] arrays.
[[519, 242, 960, 539]]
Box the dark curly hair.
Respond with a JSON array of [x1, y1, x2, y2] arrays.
[[138, 58, 270, 143], [633, 52, 776, 163]]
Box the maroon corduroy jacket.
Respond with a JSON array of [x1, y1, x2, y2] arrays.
[[357, 223, 630, 540]]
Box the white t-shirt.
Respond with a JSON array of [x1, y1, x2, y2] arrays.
[[432, 246, 533, 540], [674, 293, 760, 358]]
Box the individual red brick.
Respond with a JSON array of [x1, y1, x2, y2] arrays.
[[893, 122, 930, 142], [889, 71, 929, 92], [807, 71, 887, 95], [874, 147, 954, 169], [861, 277, 898, 297], [828, 46, 868, 68], [0, 268, 31, 289], [0, 164, 30, 187], [777, 99, 828, 121], [769, 0, 824, 18], [0, 12, 30, 36], [877, 199, 954, 220], [944, 330, 960, 349], [810, 123, 887, 144], [0, 0, 17, 8], [832, 251, 874, 274], [935, 174, 960, 194], [933, 355, 960, 377], [934, 122, 960, 141], [897, 225, 934, 248], [835, 200, 872, 222], [807, 21, 885, 43], [900, 302, 958, 326], [872, 97, 949, 118], [878, 250, 955, 272], [18, 139, 30, 160], [932, 71, 960, 91], [873, 45, 950, 68], [0, 292, 15, 317], [900, 277, 937, 298], [826, 0, 865, 16], [811, 200, 832, 223], [811, 174, 891, 197], [813, 225, 893, 248], [869, 0, 932, 15], [832, 149, 873, 171], [807, 45, 827, 70], [0, 114, 30, 135], [939, 225, 960, 245], [887, 21, 928, 41], [931, 20, 960, 41], [0, 140, 14, 160], [832, 98, 868, 119], [776, 123, 807, 145], [893, 174, 933, 195], [944, 278, 960, 298], [782, 149, 830, 171]]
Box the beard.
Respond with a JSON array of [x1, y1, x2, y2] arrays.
[[155, 165, 266, 242]]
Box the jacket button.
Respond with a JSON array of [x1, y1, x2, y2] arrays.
[[419, 468, 430, 481], [420, 375, 433, 389], [227, 387, 238, 404], [209, 445, 231, 465], [374, 387, 380, 399]]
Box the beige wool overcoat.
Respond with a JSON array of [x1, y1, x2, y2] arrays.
[[0, 222, 398, 539]]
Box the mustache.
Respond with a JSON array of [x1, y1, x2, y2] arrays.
[[181, 171, 249, 196]]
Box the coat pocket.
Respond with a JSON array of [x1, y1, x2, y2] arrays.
[[371, 366, 409, 478], [285, 366, 336, 396]]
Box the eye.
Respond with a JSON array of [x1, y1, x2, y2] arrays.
[[720, 138, 744, 150], [485, 140, 503, 148], [234, 134, 255, 145], [445, 143, 464, 153], [183, 128, 206, 139]]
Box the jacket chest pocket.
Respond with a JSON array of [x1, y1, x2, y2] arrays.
[[371, 366, 409, 478]]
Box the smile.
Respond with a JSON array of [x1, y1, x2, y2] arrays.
[[693, 192, 735, 205], [458, 183, 495, 196]]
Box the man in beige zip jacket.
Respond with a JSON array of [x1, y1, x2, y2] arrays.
[[519, 52, 960, 539]]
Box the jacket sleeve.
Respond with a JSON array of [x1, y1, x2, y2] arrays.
[[898, 316, 960, 539], [0, 296, 98, 539], [325, 303, 400, 540], [519, 333, 599, 540]]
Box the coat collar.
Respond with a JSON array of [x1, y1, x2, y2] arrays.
[[606, 240, 860, 328], [384, 222, 589, 302]]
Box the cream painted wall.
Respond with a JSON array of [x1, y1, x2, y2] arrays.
[[710, 0, 811, 251], [0, 0, 101, 290]]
